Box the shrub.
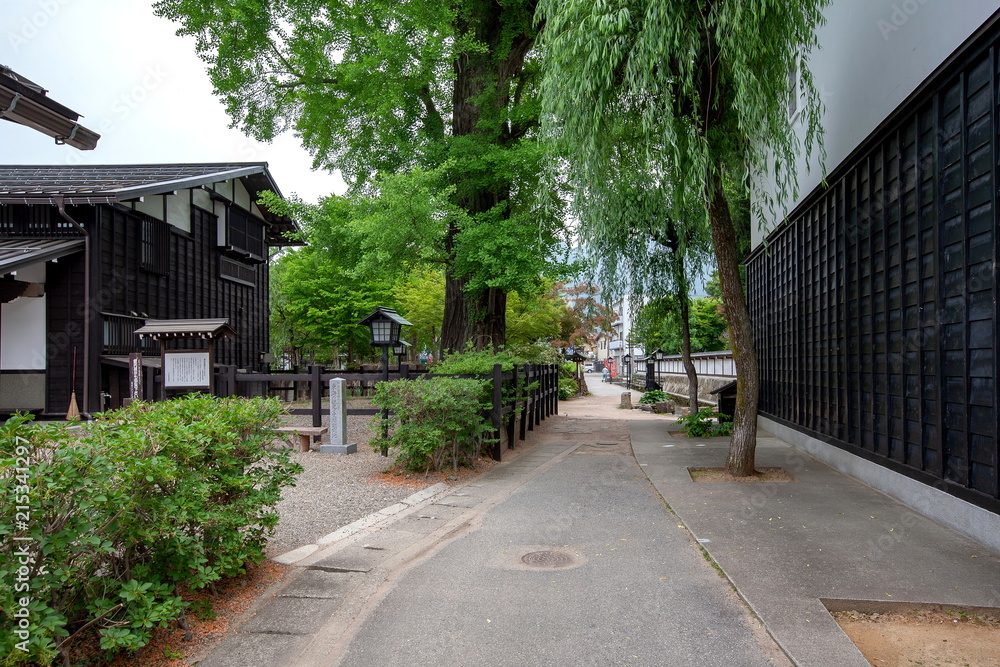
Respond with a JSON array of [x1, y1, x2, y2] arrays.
[[371, 377, 495, 474], [557, 377, 579, 400], [639, 390, 671, 405], [0, 396, 301, 665], [430, 347, 526, 375], [677, 406, 734, 437]]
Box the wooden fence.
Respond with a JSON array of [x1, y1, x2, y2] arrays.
[[144, 363, 560, 462]]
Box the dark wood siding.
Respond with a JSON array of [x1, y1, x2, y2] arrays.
[[748, 32, 1000, 513], [98, 204, 269, 370], [43, 246, 86, 415]]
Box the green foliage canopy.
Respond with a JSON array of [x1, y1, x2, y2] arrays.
[[156, 0, 571, 351]]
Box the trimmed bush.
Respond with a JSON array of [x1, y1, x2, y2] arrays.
[[371, 377, 494, 474], [0, 395, 301, 665]]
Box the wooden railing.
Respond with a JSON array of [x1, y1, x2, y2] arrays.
[[102, 313, 157, 355], [138, 363, 561, 462]]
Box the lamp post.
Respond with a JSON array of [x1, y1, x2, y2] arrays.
[[393, 339, 411, 366], [623, 353, 631, 391], [651, 348, 665, 390], [358, 307, 412, 455]]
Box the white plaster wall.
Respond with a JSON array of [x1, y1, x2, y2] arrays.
[[2, 295, 46, 370], [167, 192, 192, 233], [214, 179, 234, 201], [134, 195, 164, 221], [753, 0, 1000, 247], [234, 178, 251, 210], [192, 187, 212, 212]]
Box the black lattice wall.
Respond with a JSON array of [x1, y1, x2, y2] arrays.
[[748, 28, 1000, 513]]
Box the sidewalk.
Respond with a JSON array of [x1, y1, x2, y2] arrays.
[[632, 422, 1000, 666], [191, 383, 1000, 666]]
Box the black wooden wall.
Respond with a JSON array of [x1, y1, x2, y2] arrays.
[[747, 28, 1000, 513], [97, 203, 270, 370]]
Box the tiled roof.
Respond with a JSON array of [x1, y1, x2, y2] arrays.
[[0, 163, 272, 204], [135, 318, 236, 339], [0, 163, 301, 244], [0, 238, 84, 276]]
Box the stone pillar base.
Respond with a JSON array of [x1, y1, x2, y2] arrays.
[[319, 443, 358, 455]]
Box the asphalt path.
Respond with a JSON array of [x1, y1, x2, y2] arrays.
[[330, 378, 789, 666]]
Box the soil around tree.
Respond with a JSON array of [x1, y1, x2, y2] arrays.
[[688, 466, 795, 483], [833, 607, 1000, 667]]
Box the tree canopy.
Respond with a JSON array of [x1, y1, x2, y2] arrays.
[[156, 0, 569, 352]]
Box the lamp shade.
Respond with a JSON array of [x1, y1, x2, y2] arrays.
[[358, 306, 412, 346]]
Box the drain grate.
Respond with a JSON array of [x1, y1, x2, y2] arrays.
[[521, 550, 576, 568]]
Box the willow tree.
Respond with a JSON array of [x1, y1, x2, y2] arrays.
[[539, 0, 827, 475], [155, 0, 565, 352], [573, 135, 713, 411]]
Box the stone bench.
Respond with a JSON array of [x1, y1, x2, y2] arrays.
[[275, 426, 328, 452]]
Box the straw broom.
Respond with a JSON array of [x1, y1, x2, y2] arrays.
[[66, 346, 80, 419]]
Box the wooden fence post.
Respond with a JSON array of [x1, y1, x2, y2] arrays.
[[491, 363, 503, 461], [520, 364, 531, 440], [226, 365, 237, 397], [507, 364, 518, 448], [552, 364, 558, 416], [311, 364, 322, 427]]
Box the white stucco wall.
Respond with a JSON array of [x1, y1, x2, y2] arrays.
[[134, 195, 164, 221], [167, 192, 192, 232], [753, 0, 1000, 247], [1, 294, 46, 370]]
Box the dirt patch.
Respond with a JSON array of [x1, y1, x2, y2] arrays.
[[834, 608, 1000, 667], [370, 457, 499, 487], [688, 467, 795, 483]]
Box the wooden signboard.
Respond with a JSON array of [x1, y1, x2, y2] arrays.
[[163, 350, 213, 389]]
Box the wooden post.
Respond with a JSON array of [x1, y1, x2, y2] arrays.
[[507, 364, 518, 447], [226, 365, 237, 397], [531, 364, 539, 430], [552, 364, 559, 416], [310, 364, 322, 428], [491, 363, 503, 461], [125, 353, 143, 407]]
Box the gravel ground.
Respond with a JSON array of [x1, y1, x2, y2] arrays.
[[266, 407, 433, 558]]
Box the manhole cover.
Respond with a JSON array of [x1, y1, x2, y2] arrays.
[[521, 550, 576, 568]]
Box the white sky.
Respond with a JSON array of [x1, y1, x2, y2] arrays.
[[0, 0, 345, 203]]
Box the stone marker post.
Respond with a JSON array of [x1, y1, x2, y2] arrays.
[[620, 392, 633, 410], [320, 378, 357, 454]]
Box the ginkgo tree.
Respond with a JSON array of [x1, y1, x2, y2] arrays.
[[538, 0, 828, 475], [155, 0, 568, 352]]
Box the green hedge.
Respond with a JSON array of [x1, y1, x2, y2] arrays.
[[0, 395, 302, 665]]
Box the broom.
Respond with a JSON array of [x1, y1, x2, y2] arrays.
[[66, 347, 80, 420]]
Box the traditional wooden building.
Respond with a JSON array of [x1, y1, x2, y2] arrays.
[[0, 163, 299, 416], [748, 2, 1000, 549]]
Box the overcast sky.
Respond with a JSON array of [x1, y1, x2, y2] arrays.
[[0, 0, 344, 203]]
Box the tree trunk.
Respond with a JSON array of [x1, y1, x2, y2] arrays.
[[439, 4, 533, 353], [441, 222, 471, 354], [677, 289, 699, 412], [474, 286, 507, 350], [707, 172, 759, 477]]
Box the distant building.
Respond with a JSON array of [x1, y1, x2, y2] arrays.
[[749, 3, 1000, 546], [0, 163, 299, 416]]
